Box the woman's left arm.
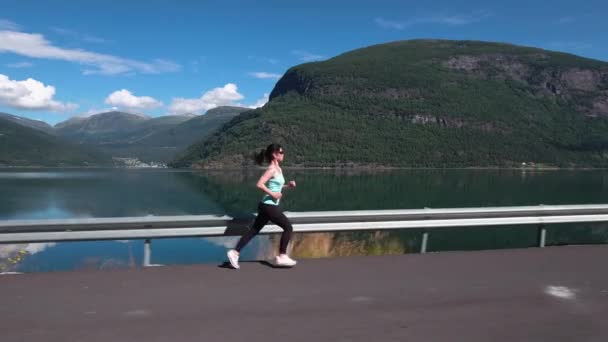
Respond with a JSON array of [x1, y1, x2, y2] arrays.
[[283, 180, 296, 189]]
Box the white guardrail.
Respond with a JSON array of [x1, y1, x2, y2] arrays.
[[2, 204, 608, 266]]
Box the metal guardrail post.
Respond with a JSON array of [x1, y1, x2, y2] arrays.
[[143, 239, 151, 267], [539, 226, 547, 248], [421, 232, 429, 253]]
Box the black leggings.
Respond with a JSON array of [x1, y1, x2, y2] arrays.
[[235, 203, 293, 254]]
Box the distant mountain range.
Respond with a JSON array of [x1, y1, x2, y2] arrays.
[[0, 112, 55, 134], [126, 106, 249, 161], [0, 106, 251, 167], [0, 115, 112, 167], [55, 111, 152, 144], [54, 107, 249, 162]]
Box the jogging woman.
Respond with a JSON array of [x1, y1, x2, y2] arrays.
[[227, 144, 297, 269]]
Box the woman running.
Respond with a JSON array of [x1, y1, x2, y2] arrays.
[[227, 143, 297, 269]]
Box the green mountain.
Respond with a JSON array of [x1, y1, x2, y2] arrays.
[[0, 116, 112, 167], [0, 112, 55, 134], [171, 39, 608, 168]]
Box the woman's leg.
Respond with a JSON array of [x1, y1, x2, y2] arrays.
[[265, 205, 293, 254], [234, 204, 269, 252]]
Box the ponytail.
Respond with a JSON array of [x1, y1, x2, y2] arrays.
[[254, 149, 266, 165], [253, 143, 283, 165]]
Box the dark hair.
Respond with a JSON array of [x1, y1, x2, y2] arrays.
[[254, 143, 283, 165]]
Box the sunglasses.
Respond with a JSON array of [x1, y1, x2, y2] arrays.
[[277, 150, 284, 154]]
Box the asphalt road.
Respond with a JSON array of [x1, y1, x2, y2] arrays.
[[1, 245, 607, 341]]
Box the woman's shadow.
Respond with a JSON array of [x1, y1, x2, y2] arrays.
[[218, 260, 290, 269]]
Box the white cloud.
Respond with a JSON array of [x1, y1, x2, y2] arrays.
[[189, 56, 207, 73], [0, 74, 77, 111], [6, 61, 33, 68], [292, 50, 325, 62], [248, 55, 280, 64], [169, 83, 245, 114], [375, 18, 406, 30], [0, 19, 20, 31], [375, 11, 492, 30], [51, 27, 110, 44], [105, 89, 163, 110], [191, 61, 200, 73], [249, 72, 282, 80], [248, 93, 269, 109], [0, 30, 181, 75]]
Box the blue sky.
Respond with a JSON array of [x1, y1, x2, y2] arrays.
[[0, 0, 606, 125]]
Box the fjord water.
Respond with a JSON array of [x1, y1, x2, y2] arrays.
[[1, 168, 607, 272]]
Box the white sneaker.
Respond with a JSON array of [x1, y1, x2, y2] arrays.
[[227, 249, 240, 269], [275, 254, 297, 267]]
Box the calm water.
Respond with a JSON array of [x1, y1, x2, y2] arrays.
[[1, 168, 607, 272]]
